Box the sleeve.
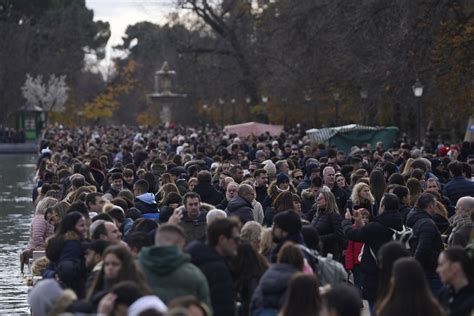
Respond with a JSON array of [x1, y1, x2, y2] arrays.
[[31, 217, 47, 249], [342, 219, 371, 242], [345, 240, 354, 270], [413, 222, 436, 269]]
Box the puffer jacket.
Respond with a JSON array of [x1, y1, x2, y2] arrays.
[[26, 214, 54, 251], [134, 193, 158, 214], [250, 263, 298, 314], [311, 209, 344, 260], [406, 208, 444, 278], [226, 196, 254, 224], [193, 182, 224, 206]]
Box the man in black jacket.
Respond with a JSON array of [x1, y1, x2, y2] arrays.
[[133, 179, 158, 214], [185, 218, 240, 316], [407, 192, 444, 295], [193, 170, 224, 206], [342, 193, 403, 308]]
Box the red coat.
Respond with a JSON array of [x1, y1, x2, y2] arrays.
[[345, 227, 364, 270]]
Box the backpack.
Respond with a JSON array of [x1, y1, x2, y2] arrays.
[[359, 225, 415, 263], [389, 225, 414, 250], [297, 245, 348, 286]]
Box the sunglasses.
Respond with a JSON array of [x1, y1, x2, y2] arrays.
[[295, 176, 303, 180]]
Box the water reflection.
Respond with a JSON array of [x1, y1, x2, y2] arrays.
[[0, 154, 36, 315]]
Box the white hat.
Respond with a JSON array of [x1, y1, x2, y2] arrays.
[[128, 295, 167, 316]]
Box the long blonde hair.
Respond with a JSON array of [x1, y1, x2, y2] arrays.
[[350, 182, 375, 205]]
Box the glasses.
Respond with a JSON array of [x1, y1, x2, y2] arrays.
[[295, 176, 303, 180]]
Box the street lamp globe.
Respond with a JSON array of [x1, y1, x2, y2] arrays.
[[360, 89, 368, 99], [261, 96, 268, 103], [333, 92, 340, 101], [412, 79, 424, 97]]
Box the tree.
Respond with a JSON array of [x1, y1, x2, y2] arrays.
[[22, 74, 69, 113]]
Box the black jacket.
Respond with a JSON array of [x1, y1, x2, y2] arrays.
[[193, 182, 224, 206], [226, 196, 254, 224], [250, 263, 298, 313], [406, 208, 444, 278], [255, 185, 268, 205], [185, 241, 237, 316], [399, 205, 412, 225], [311, 210, 344, 260], [342, 210, 403, 302], [438, 283, 474, 316]]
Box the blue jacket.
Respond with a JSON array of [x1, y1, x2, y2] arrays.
[[443, 176, 474, 205]]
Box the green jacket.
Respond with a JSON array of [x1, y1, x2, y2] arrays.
[[138, 245, 210, 305]]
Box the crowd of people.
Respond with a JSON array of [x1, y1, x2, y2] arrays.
[[22, 125, 474, 316], [0, 126, 26, 143]]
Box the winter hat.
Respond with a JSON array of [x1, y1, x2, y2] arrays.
[[128, 295, 167, 316], [262, 160, 276, 178], [276, 173, 290, 186], [28, 279, 63, 316], [273, 210, 302, 235]]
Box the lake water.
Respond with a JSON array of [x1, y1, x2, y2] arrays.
[[0, 154, 36, 315]]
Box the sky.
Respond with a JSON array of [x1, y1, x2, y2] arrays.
[[85, 0, 175, 67]]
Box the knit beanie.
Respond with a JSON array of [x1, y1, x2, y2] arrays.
[[273, 210, 302, 235], [276, 173, 290, 186]]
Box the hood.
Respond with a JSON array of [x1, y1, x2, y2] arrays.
[[185, 241, 223, 266], [268, 181, 296, 199], [193, 183, 215, 199], [136, 193, 157, 205], [226, 196, 252, 212], [374, 210, 403, 230], [139, 246, 189, 275], [260, 263, 297, 294], [406, 208, 432, 227]]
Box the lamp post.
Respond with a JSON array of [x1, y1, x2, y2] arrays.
[[412, 79, 424, 146], [219, 98, 225, 126], [360, 89, 368, 125], [231, 98, 236, 123], [333, 92, 340, 126]]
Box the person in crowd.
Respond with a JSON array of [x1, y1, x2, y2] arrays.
[[86, 245, 150, 308], [348, 182, 379, 219], [336, 172, 351, 195], [138, 224, 210, 305], [250, 242, 305, 316], [186, 218, 240, 316], [389, 185, 411, 224], [22, 197, 57, 272], [448, 196, 474, 248], [301, 177, 324, 215], [444, 161, 474, 205], [342, 193, 403, 310], [263, 173, 296, 210], [270, 210, 305, 263], [193, 170, 224, 206], [264, 191, 296, 227], [84, 240, 111, 290], [311, 189, 344, 261], [85, 192, 106, 215], [90, 220, 123, 244], [178, 192, 208, 243], [103, 172, 124, 200], [297, 163, 321, 195], [376, 241, 411, 305], [226, 183, 256, 224], [240, 221, 263, 252], [254, 169, 269, 204], [345, 208, 369, 291], [43, 211, 89, 298], [323, 166, 349, 215], [375, 257, 445, 316], [279, 273, 322, 316], [323, 283, 362, 316], [407, 192, 445, 294], [133, 179, 158, 214], [231, 242, 269, 316], [437, 247, 474, 316], [216, 181, 239, 210]]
